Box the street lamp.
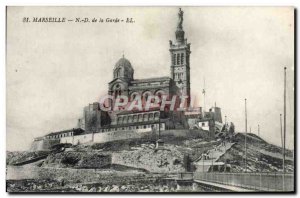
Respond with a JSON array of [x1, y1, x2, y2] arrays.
[[244, 98, 247, 173]]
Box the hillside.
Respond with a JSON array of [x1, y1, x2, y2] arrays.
[[7, 151, 50, 165], [7, 131, 294, 175], [217, 133, 294, 172]]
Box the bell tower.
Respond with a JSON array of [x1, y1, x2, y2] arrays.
[[170, 8, 191, 107]]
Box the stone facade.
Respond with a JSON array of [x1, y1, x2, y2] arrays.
[[108, 9, 191, 108], [32, 8, 202, 150], [105, 8, 192, 130], [30, 139, 60, 151], [60, 124, 165, 145], [31, 128, 84, 151], [112, 110, 161, 125], [169, 8, 191, 107], [44, 128, 84, 140], [108, 62, 179, 110], [83, 102, 111, 132]]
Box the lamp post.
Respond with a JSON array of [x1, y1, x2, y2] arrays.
[[244, 98, 247, 173], [203, 78, 206, 112], [280, 113, 285, 190], [283, 67, 286, 174], [283, 67, 287, 190], [158, 116, 161, 139], [280, 114, 283, 158], [202, 152, 205, 173]]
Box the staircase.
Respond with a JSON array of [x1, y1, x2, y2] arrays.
[[194, 142, 235, 172]]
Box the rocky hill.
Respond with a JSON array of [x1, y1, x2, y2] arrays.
[[7, 151, 50, 165], [217, 133, 294, 172], [42, 151, 111, 169], [7, 131, 294, 175], [112, 144, 186, 173]]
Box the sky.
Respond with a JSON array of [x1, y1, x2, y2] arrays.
[[6, 7, 294, 151]]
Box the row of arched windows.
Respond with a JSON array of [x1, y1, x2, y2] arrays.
[[130, 90, 165, 101], [172, 53, 185, 65], [117, 112, 160, 125], [46, 132, 73, 140], [99, 123, 164, 133], [175, 73, 184, 80]]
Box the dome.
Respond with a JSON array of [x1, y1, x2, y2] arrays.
[[114, 57, 133, 71], [113, 57, 134, 80]]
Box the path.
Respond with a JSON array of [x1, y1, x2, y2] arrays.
[[194, 180, 254, 192], [194, 142, 235, 172]]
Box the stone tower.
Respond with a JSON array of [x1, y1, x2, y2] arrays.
[[170, 8, 191, 107]]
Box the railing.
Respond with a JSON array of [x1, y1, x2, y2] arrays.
[[178, 172, 194, 180], [194, 172, 294, 192]]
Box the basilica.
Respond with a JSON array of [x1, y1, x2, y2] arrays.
[[77, 8, 192, 133], [108, 8, 191, 107], [31, 9, 222, 150]]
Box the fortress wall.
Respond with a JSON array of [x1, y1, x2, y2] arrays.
[[60, 136, 73, 144], [93, 130, 142, 143], [30, 139, 60, 151], [73, 134, 93, 145], [59, 127, 206, 146], [30, 140, 45, 151], [60, 128, 154, 145], [58, 123, 211, 148], [59, 134, 93, 145], [161, 129, 198, 137]]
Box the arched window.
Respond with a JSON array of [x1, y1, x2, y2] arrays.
[[117, 117, 122, 124], [157, 93, 162, 101], [130, 93, 138, 101], [154, 112, 160, 120], [142, 91, 152, 103], [177, 53, 180, 65], [128, 115, 132, 123], [149, 113, 154, 120], [144, 93, 149, 101], [173, 54, 176, 65], [138, 114, 143, 122], [178, 73, 181, 80], [181, 53, 184, 64], [155, 90, 165, 101], [123, 116, 127, 124], [143, 114, 148, 121], [115, 68, 122, 78], [133, 115, 138, 122]]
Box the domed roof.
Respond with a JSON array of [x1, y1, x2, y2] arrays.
[[114, 57, 133, 71]]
